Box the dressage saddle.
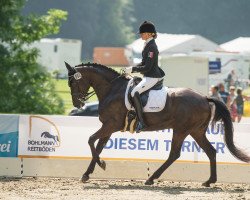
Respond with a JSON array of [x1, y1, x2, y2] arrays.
[[128, 77, 163, 107]]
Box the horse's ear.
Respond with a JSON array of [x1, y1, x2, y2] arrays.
[[65, 62, 75, 73]]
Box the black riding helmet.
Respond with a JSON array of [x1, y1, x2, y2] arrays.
[[138, 21, 157, 34]]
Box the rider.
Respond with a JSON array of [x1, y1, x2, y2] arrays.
[[125, 21, 165, 133]]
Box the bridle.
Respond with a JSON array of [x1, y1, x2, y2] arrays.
[[68, 69, 126, 105], [68, 72, 95, 105]]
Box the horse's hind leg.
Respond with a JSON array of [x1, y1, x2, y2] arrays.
[[145, 132, 186, 185], [82, 136, 110, 182], [191, 132, 217, 187]]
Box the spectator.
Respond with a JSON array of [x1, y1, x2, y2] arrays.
[[226, 69, 237, 89], [210, 85, 223, 102], [218, 83, 229, 104], [227, 86, 237, 122], [235, 87, 250, 122], [235, 88, 244, 122]]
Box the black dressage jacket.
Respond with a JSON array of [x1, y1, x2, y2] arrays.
[[132, 39, 165, 78]]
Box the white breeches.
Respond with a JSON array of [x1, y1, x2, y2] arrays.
[[131, 77, 163, 97]]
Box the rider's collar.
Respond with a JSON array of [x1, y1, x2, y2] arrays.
[[145, 37, 153, 45]]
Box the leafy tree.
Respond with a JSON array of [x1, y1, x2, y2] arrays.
[[22, 0, 135, 59], [22, 0, 250, 57], [95, 0, 135, 47], [0, 0, 67, 114]]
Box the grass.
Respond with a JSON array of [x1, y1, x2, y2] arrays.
[[53, 79, 72, 114], [53, 79, 98, 115]]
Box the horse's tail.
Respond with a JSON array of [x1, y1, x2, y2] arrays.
[[207, 97, 250, 163]]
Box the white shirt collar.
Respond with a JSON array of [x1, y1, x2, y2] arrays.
[[143, 37, 153, 49], [145, 37, 153, 45]]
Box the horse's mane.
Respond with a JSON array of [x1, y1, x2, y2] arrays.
[[76, 62, 129, 80]]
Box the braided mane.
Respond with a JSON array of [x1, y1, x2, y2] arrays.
[[76, 62, 128, 80]]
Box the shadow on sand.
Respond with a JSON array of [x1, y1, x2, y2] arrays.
[[82, 180, 244, 195]]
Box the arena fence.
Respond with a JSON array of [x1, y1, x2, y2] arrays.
[[0, 114, 249, 183]]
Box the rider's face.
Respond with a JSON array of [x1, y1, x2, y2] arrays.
[[140, 32, 152, 40]]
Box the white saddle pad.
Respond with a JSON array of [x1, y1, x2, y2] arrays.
[[125, 79, 168, 112]]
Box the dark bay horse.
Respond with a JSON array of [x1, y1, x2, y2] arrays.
[[65, 62, 250, 187]]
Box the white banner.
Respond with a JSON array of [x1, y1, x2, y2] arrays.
[[18, 115, 250, 164]]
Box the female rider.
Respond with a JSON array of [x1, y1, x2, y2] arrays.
[[125, 21, 165, 133]]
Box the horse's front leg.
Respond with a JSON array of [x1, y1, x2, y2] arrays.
[[83, 124, 113, 181], [81, 136, 110, 182]]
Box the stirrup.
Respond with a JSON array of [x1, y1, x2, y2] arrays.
[[135, 122, 147, 133]]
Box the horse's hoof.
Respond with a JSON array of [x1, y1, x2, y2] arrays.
[[202, 182, 210, 187], [145, 179, 154, 185], [99, 160, 106, 171], [202, 178, 216, 187], [81, 174, 89, 183]]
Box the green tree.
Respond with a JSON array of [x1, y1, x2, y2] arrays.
[[22, 0, 135, 59], [95, 0, 135, 47], [0, 0, 68, 114]]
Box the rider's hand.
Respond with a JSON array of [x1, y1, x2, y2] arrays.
[[125, 66, 133, 74]]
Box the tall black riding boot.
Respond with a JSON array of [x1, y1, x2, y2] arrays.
[[133, 92, 147, 133]]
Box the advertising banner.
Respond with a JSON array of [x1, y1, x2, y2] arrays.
[[0, 115, 19, 157], [18, 115, 250, 164]]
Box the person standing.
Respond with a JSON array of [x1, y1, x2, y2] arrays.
[[125, 21, 165, 133], [209, 85, 223, 102], [227, 86, 237, 122], [218, 83, 229, 104], [226, 69, 237, 89], [235, 88, 244, 122]]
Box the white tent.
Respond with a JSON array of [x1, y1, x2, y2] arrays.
[[220, 37, 250, 53], [127, 33, 220, 56]]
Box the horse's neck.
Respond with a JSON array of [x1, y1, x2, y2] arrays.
[[88, 68, 118, 102], [80, 65, 127, 102], [91, 78, 111, 102]]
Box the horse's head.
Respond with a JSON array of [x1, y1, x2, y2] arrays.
[[65, 62, 91, 108]]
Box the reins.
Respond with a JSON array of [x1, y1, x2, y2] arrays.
[[83, 90, 95, 101], [68, 66, 129, 105], [110, 69, 128, 83], [68, 74, 96, 104]]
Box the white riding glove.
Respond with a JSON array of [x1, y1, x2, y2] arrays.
[[125, 66, 133, 74]]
